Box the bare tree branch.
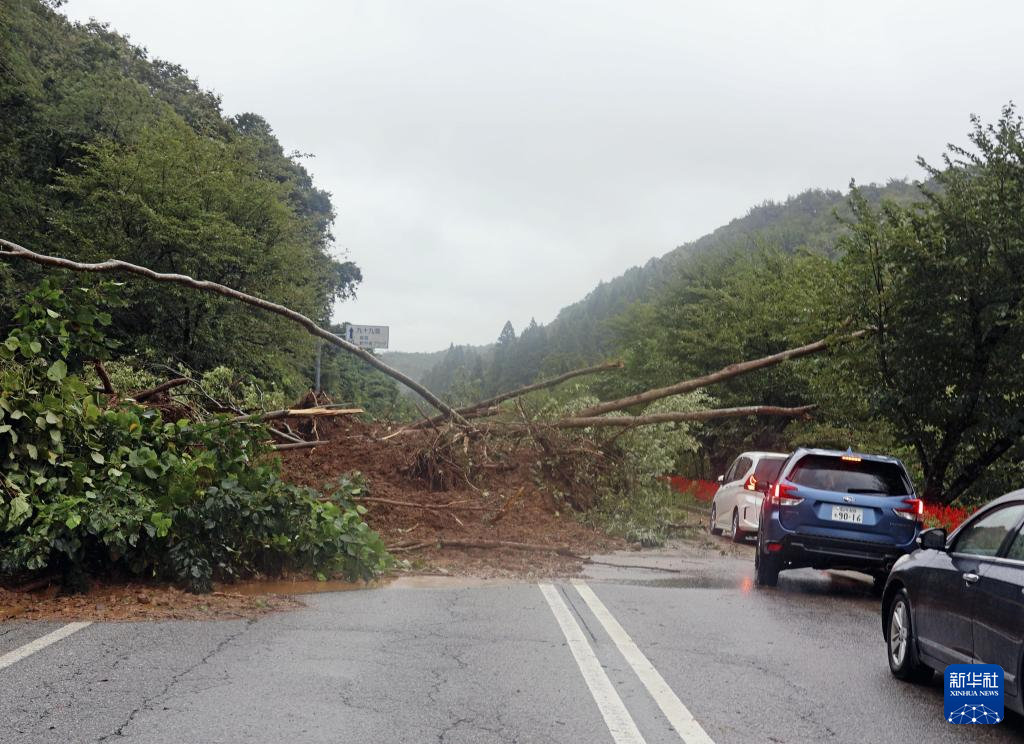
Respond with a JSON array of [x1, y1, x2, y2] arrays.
[[550, 404, 816, 428], [0, 238, 465, 421], [133, 377, 191, 402], [413, 360, 624, 429]]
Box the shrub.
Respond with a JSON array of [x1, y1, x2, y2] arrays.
[[0, 281, 391, 592]]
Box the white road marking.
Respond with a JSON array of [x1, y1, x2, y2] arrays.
[[0, 622, 91, 671], [538, 583, 646, 744], [572, 580, 716, 744]]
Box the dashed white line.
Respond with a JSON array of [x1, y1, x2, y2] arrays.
[[572, 580, 716, 744], [538, 583, 646, 744], [0, 622, 91, 671]]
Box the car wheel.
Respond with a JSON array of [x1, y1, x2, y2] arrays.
[[886, 589, 932, 682], [709, 503, 723, 536], [754, 537, 780, 587], [731, 509, 746, 543]]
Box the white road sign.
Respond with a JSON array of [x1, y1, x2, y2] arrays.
[[345, 324, 389, 349]]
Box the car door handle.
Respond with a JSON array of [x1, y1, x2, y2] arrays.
[[963, 572, 980, 584]]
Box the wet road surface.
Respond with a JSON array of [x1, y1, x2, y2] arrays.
[[2, 537, 1022, 743]]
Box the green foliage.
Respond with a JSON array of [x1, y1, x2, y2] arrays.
[[195, 366, 287, 414], [0, 284, 391, 591]]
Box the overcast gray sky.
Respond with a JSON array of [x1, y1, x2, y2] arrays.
[[62, 1, 1023, 352]]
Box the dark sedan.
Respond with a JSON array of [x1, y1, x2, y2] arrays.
[[881, 490, 1024, 715]]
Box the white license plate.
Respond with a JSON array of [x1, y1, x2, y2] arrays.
[[830, 505, 864, 524]]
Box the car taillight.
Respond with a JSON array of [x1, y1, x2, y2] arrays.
[[744, 475, 758, 491], [771, 482, 803, 507], [895, 498, 923, 521]]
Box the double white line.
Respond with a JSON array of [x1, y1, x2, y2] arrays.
[[539, 581, 715, 744]]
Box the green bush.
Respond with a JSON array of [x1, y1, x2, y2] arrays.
[[0, 281, 391, 592]]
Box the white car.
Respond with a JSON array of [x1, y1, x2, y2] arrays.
[[709, 451, 789, 542]]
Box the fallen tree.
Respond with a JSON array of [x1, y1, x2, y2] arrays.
[[0, 238, 465, 422], [549, 404, 816, 429], [572, 330, 867, 418]]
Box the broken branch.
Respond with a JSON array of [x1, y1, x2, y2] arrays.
[[270, 441, 325, 451], [243, 407, 364, 423], [93, 359, 114, 395], [352, 496, 490, 511], [133, 377, 191, 402]]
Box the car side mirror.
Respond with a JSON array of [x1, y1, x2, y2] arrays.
[[761, 481, 774, 495], [716, 474, 724, 484], [919, 528, 947, 551]]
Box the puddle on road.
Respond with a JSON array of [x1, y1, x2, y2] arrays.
[[598, 567, 876, 599], [606, 575, 752, 591], [222, 574, 518, 595]]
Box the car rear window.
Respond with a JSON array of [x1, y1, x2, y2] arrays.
[[752, 457, 785, 483], [787, 455, 910, 495]]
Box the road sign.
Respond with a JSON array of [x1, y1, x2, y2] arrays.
[[345, 324, 389, 350]]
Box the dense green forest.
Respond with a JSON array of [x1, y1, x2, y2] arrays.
[[0, 0, 403, 415]]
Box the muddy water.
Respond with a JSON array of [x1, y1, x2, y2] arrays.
[[221, 574, 519, 595]]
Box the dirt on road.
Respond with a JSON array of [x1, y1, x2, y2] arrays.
[[279, 416, 625, 578]]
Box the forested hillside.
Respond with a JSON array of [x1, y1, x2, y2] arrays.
[[418, 182, 919, 401], [0, 0, 402, 414]]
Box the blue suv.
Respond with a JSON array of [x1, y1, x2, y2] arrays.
[[754, 448, 923, 588]]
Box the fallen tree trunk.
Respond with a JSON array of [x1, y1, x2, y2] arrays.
[[413, 359, 624, 429], [0, 238, 465, 422], [353, 496, 490, 511], [573, 331, 867, 418], [551, 404, 816, 428], [253, 407, 364, 422]]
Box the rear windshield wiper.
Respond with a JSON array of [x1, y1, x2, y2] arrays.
[[846, 488, 887, 494]]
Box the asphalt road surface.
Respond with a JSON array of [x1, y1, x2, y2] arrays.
[[3, 537, 1023, 743]]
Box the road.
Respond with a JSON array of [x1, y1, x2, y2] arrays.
[[2, 537, 1022, 743]]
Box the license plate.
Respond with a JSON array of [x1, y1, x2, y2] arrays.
[[830, 505, 864, 524]]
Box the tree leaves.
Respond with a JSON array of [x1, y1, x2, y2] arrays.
[[46, 360, 67, 382]]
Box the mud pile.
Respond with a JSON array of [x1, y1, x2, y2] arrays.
[[279, 416, 623, 578]]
